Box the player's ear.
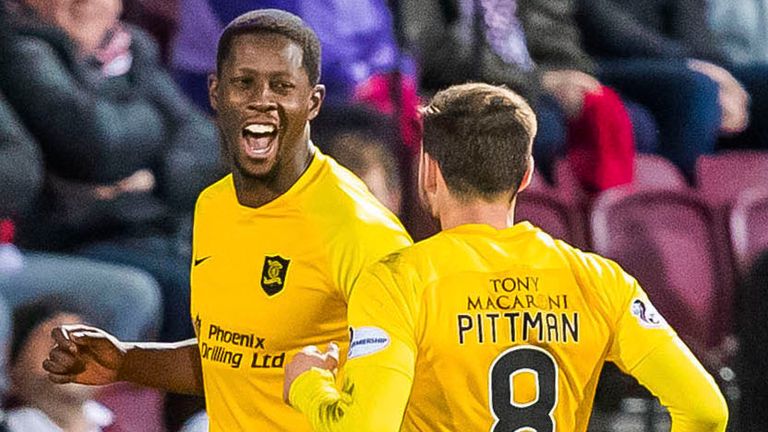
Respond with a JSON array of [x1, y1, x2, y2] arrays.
[[208, 73, 220, 113], [421, 150, 439, 195], [307, 84, 325, 121], [517, 156, 535, 193]]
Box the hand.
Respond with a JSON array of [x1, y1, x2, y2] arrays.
[[94, 169, 156, 200], [116, 169, 155, 193], [283, 343, 340, 404], [688, 60, 750, 134], [43, 325, 127, 386], [541, 70, 602, 118]]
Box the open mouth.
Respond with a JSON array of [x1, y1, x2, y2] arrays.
[[242, 123, 278, 159]]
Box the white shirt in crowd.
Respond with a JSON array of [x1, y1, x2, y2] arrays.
[[6, 401, 113, 432]]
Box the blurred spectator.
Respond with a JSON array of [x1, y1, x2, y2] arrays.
[[735, 249, 768, 431], [0, 0, 222, 342], [0, 99, 42, 222], [122, 0, 179, 62], [518, 0, 659, 189], [0, 86, 161, 345], [327, 134, 403, 216], [0, 248, 162, 343], [708, 0, 768, 65], [5, 298, 113, 431], [314, 107, 404, 216], [402, 0, 654, 190], [577, 0, 768, 177], [171, 0, 422, 152]]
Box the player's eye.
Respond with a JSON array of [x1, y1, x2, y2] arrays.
[[272, 81, 295, 93], [230, 76, 253, 89]]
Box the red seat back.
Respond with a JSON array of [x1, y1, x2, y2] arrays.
[[730, 188, 768, 274], [591, 188, 734, 353], [697, 151, 768, 207]]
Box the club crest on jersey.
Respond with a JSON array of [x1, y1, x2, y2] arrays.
[[261, 255, 290, 296], [631, 298, 665, 328]]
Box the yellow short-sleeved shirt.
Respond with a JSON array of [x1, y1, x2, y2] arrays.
[[293, 222, 707, 431], [352, 222, 676, 431], [190, 149, 412, 431]]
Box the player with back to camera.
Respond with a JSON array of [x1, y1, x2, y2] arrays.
[[283, 82, 729, 432], [42, 9, 411, 431]]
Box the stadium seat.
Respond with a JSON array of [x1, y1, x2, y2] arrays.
[[591, 188, 735, 357], [97, 383, 165, 432], [632, 154, 688, 190], [696, 151, 768, 208], [730, 188, 768, 274], [517, 190, 588, 249], [552, 158, 588, 203]]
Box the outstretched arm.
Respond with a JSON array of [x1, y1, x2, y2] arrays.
[[285, 259, 418, 431], [45, 325, 205, 396], [598, 256, 728, 432], [628, 337, 728, 432], [285, 338, 414, 432]]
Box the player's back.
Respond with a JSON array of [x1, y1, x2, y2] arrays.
[[397, 222, 653, 432]]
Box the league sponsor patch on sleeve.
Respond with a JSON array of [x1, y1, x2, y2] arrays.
[[348, 326, 391, 359], [630, 298, 667, 328]]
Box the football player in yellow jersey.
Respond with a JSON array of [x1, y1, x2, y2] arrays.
[[284, 83, 729, 432], [42, 9, 411, 431]]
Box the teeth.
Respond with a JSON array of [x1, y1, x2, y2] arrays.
[[245, 124, 276, 134]]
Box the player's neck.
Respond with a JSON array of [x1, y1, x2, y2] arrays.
[[438, 197, 515, 231], [233, 142, 314, 209]]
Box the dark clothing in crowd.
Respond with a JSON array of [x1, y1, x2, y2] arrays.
[[0, 17, 222, 341], [577, 0, 725, 63], [736, 250, 768, 432], [0, 24, 219, 250], [403, 0, 537, 99], [0, 94, 42, 218], [518, 0, 596, 73], [403, 0, 655, 188], [577, 0, 768, 177]]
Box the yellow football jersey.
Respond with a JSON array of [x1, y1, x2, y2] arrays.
[[290, 221, 725, 431], [190, 149, 412, 432]]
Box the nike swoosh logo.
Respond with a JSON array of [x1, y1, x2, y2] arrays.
[[194, 256, 212, 266]]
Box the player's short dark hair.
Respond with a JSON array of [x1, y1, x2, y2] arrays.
[[421, 83, 537, 201], [10, 296, 82, 364], [216, 9, 322, 85]]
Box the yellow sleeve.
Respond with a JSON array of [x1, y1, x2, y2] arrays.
[[629, 338, 728, 431], [604, 260, 677, 371], [602, 260, 727, 431], [331, 222, 412, 302], [290, 258, 418, 431]]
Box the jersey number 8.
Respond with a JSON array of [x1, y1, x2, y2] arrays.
[[489, 345, 558, 432]]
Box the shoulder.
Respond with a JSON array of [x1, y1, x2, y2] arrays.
[[310, 153, 411, 245], [195, 174, 234, 215], [369, 233, 451, 286], [558, 243, 640, 317]]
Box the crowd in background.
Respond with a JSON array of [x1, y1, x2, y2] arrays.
[[1, 0, 767, 431]]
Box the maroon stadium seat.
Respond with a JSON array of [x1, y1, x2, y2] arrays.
[[516, 190, 588, 249], [633, 154, 688, 190], [730, 188, 768, 274], [591, 188, 734, 359], [97, 383, 165, 432], [697, 151, 768, 208], [552, 158, 587, 203]]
